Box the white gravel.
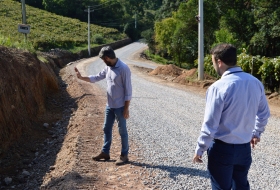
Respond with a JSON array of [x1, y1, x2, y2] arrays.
[[87, 42, 280, 190]]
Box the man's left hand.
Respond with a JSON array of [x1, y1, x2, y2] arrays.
[[193, 154, 203, 163], [123, 109, 129, 119]]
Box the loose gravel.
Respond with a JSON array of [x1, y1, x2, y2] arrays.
[[87, 42, 280, 190]]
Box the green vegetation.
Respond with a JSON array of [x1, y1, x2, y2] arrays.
[[144, 49, 169, 65], [0, 0, 126, 51], [0, 33, 36, 52], [1, 0, 279, 91], [149, 0, 280, 91], [37, 55, 48, 63], [152, 0, 280, 63], [237, 52, 280, 92], [201, 51, 280, 92]]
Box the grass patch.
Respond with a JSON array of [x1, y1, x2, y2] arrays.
[[0, 0, 126, 52], [144, 49, 168, 64], [37, 55, 48, 63]]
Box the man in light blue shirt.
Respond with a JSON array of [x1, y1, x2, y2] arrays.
[[193, 43, 270, 189], [75, 46, 132, 165]]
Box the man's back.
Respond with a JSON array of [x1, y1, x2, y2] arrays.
[[206, 68, 270, 143], [194, 43, 270, 190]]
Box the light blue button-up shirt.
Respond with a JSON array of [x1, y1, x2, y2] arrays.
[[195, 67, 270, 156], [88, 59, 132, 108]]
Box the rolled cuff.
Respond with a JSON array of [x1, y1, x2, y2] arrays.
[[252, 130, 261, 139], [89, 75, 96, 83], [195, 145, 205, 157], [125, 95, 132, 101]]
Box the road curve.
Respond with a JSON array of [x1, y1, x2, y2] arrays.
[[84, 42, 280, 190]]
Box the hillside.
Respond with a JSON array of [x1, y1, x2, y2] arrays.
[[0, 0, 126, 51]]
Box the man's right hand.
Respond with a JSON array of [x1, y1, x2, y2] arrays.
[[74, 67, 91, 82], [251, 137, 260, 149], [75, 67, 81, 79]]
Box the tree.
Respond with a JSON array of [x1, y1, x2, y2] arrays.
[[139, 1, 162, 51], [155, 17, 177, 54], [213, 28, 237, 47], [155, 0, 186, 20], [42, 0, 97, 20], [25, 0, 44, 8], [154, 2, 197, 66], [250, 0, 280, 56], [170, 24, 194, 68], [208, 0, 255, 52], [171, 1, 198, 66]]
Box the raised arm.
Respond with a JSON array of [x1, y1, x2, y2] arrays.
[[75, 67, 91, 82]]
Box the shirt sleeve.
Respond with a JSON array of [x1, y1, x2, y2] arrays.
[[195, 86, 224, 156], [252, 85, 270, 138], [88, 67, 107, 83], [122, 66, 132, 101]]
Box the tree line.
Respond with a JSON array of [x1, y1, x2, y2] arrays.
[[21, 0, 160, 41], [20, 0, 280, 61], [18, 0, 280, 91], [150, 0, 280, 68], [149, 0, 279, 91]]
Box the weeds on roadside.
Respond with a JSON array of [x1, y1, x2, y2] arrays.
[[0, 33, 36, 53]]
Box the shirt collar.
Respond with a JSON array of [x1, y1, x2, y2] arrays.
[[113, 58, 120, 68], [222, 66, 242, 77]]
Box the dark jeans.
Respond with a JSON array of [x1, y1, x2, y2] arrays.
[[207, 139, 252, 190], [102, 106, 129, 155]]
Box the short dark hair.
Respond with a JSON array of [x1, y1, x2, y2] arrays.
[[210, 43, 237, 66], [99, 46, 116, 59]]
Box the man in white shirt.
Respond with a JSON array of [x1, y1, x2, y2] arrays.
[[75, 46, 132, 165], [193, 43, 270, 189]]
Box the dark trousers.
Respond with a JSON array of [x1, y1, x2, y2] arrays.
[[207, 139, 252, 190]]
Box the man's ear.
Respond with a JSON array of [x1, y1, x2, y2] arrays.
[[217, 59, 223, 67]]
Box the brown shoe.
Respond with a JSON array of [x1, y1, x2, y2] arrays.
[[115, 154, 129, 165], [92, 152, 110, 161]]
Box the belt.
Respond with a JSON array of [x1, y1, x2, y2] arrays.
[[214, 139, 250, 146]]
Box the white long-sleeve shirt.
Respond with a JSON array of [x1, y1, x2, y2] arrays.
[[195, 67, 270, 156], [89, 59, 132, 108]]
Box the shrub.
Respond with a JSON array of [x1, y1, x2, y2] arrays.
[[92, 34, 104, 44]]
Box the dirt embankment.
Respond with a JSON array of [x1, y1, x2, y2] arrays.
[[0, 46, 84, 189], [0, 46, 59, 152]]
